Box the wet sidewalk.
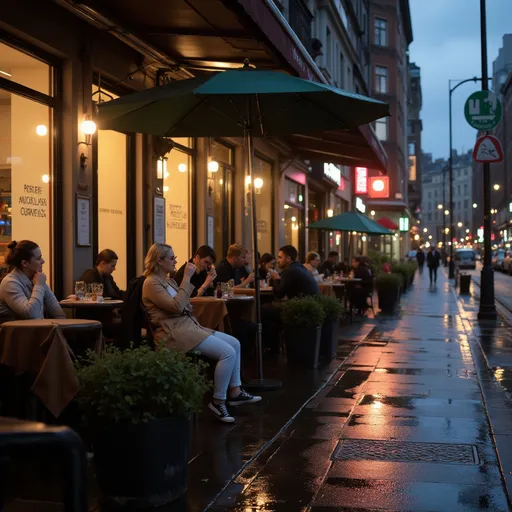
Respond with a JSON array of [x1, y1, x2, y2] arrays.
[[209, 271, 511, 511]]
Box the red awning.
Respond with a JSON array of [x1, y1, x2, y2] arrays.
[[377, 217, 399, 230]]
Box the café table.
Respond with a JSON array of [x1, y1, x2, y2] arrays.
[[319, 283, 336, 297], [60, 298, 124, 318], [190, 296, 256, 332], [234, 287, 273, 297], [0, 319, 103, 417]]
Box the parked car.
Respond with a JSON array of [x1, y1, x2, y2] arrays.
[[492, 249, 506, 270], [502, 250, 512, 274], [454, 249, 477, 270]]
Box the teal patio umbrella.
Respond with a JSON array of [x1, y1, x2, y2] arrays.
[[98, 61, 390, 390], [308, 211, 392, 260]]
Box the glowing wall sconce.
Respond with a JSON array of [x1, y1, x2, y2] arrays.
[[208, 160, 219, 173], [79, 116, 97, 169], [254, 177, 263, 189], [327, 208, 334, 218], [36, 124, 48, 136], [157, 157, 168, 179]]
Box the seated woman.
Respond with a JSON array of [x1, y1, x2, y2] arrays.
[[142, 243, 261, 423], [0, 240, 66, 321], [80, 249, 125, 300], [303, 252, 324, 283], [258, 253, 280, 286]]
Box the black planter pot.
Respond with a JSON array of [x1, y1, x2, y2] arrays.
[[93, 415, 191, 508], [320, 319, 339, 361], [377, 288, 400, 315], [284, 326, 321, 369]]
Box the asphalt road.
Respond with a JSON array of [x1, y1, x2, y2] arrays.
[[468, 264, 512, 313]]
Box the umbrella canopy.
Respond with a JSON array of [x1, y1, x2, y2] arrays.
[[307, 211, 392, 235], [98, 65, 390, 137]]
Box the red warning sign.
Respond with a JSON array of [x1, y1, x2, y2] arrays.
[[472, 135, 504, 163]]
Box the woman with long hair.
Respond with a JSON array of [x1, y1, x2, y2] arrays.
[[0, 240, 66, 320], [142, 243, 261, 423]]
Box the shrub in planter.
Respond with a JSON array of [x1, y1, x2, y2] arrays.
[[376, 273, 402, 314], [391, 263, 410, 292], [315, 295, 343, 360], [76, 345, 209, 508], [281, 296, 326, 369]]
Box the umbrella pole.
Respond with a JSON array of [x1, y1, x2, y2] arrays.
[[243, 129, 281, 392]]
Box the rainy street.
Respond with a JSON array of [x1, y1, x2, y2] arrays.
[[207, 270, 512, 511]]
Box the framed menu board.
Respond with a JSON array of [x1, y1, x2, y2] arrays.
[[76, 194, 91, 247]]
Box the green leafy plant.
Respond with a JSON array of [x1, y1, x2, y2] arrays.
[[75, 344, 210, 426], [391, 263, 409, 288], [375, 272, 402, 291], [281, 296, 326, 328], [314, 294, 343, 320]]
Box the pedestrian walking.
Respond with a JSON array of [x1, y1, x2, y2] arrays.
[[427, 246, 441, 285], [416, 248, 425, 274]]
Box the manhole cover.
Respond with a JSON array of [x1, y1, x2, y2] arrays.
[[332, 439, 479, 465]]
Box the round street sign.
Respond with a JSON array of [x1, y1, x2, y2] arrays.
[[464, 91, 502, 130]]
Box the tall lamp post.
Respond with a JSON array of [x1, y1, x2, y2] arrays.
[[448, 77, 481, 278], [442, 165, 447, 260], [478, 0, 497, 320]]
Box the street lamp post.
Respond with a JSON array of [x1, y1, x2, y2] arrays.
[[442, 165, 447, 255], [478, 0, 497, 320], [448, 77, 481, 278]]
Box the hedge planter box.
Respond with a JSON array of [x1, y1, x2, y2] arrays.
[[378, 288, 400, 315], [93, 415, 191, 508], [320, 319, 339, 361], [284, 326, 321, 369]]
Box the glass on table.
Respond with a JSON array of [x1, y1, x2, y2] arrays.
[[227, 279, 235, 298], [75, 281, 85, 300]]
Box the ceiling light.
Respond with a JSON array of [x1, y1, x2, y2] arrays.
[[36, 124, 48, 136], [178, 163, 187, 173]]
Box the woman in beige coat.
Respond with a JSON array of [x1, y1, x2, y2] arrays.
[[142, 243, 261, 423]]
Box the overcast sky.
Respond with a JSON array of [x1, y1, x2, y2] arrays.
[[409, 0, 510, 160]]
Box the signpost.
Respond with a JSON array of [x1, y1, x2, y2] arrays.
[[464, 90, 502, 130], [472, 135, 504, 163]]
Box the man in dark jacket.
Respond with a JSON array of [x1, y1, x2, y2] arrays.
[[215, 244, 255, 288], [427, 246, 441, 285], [262, 245, 319, 353], [416, 249, 425, 274], [273, 245, 320, 299], [80, 249, 125, 300], [319, 251, 339, 277], [174, 245, 217, 297]]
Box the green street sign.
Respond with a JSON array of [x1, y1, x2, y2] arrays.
[[464, 91, 502, 130]]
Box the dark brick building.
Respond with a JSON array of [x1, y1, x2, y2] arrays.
[[408, 62, 422, 216]]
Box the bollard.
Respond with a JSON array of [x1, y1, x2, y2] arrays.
[[459, 273, 471, 295]]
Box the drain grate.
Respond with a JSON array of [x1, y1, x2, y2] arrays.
[[332, 439, 479, 465]]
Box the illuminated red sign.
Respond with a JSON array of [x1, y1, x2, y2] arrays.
[[355, 167, 368, 194], [368, 176, 390, 198]]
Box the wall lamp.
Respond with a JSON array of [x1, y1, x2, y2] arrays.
[[78, 116, 97, 169]]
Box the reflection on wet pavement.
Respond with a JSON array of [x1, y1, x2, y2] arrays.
[[209, 270, 511, 511]]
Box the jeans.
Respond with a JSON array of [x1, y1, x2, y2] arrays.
[[193, 331, 241, 400], [429, 266, 438, 283]]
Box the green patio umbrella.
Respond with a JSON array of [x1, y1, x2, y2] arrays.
[[307, 211, 392, 235], [308, 211, 392, 261], [98, 61, 390, 391]]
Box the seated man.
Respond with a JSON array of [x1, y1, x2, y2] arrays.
[[80, 249, 125, 300], [79, 249, 125, 339], [273, 245, 320, 299], [350, 257, 373, 314], [263, 245, 319, 353], [174, 245, 217, 297], [215, 244, 255, 288], [319, 251, 339, 277]]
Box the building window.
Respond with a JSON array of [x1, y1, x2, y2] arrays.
[[0, 42, 54, 282], [254, 156, 273, 255], [326, 26, 332, 71], [408, 142, 415, 155], [339, 52, 345, 88], [375, 66, 388, 93], [284, 178, 304, 259], [374, 18, 388, 46], [375, 117, 388, 141]]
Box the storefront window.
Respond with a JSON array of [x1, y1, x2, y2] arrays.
[[210, 140, 234, 258], [308, 188, 323, 255], [164, 148, 191, 262], [284, 178, 304, 257], [254, 156, 272, 255], [93, 86, 128, 289], [0, 43, 53, 281]]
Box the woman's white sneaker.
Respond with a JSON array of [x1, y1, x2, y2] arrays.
[[228, 390, 262, 406], [208, 401, 235, 423]]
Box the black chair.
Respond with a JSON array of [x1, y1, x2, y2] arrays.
[[0, 418, 87, 512]]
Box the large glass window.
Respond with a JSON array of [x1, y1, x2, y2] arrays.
[[375, 117, 389, 141], [284, 178, 304, 258], [93, 86, 128, 289], [210, 140, 234, 258], [164, 143, 192, 262], [254, 156, 273, 255], [0, 42, 54, 281], [307, 188, 323, 256]]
